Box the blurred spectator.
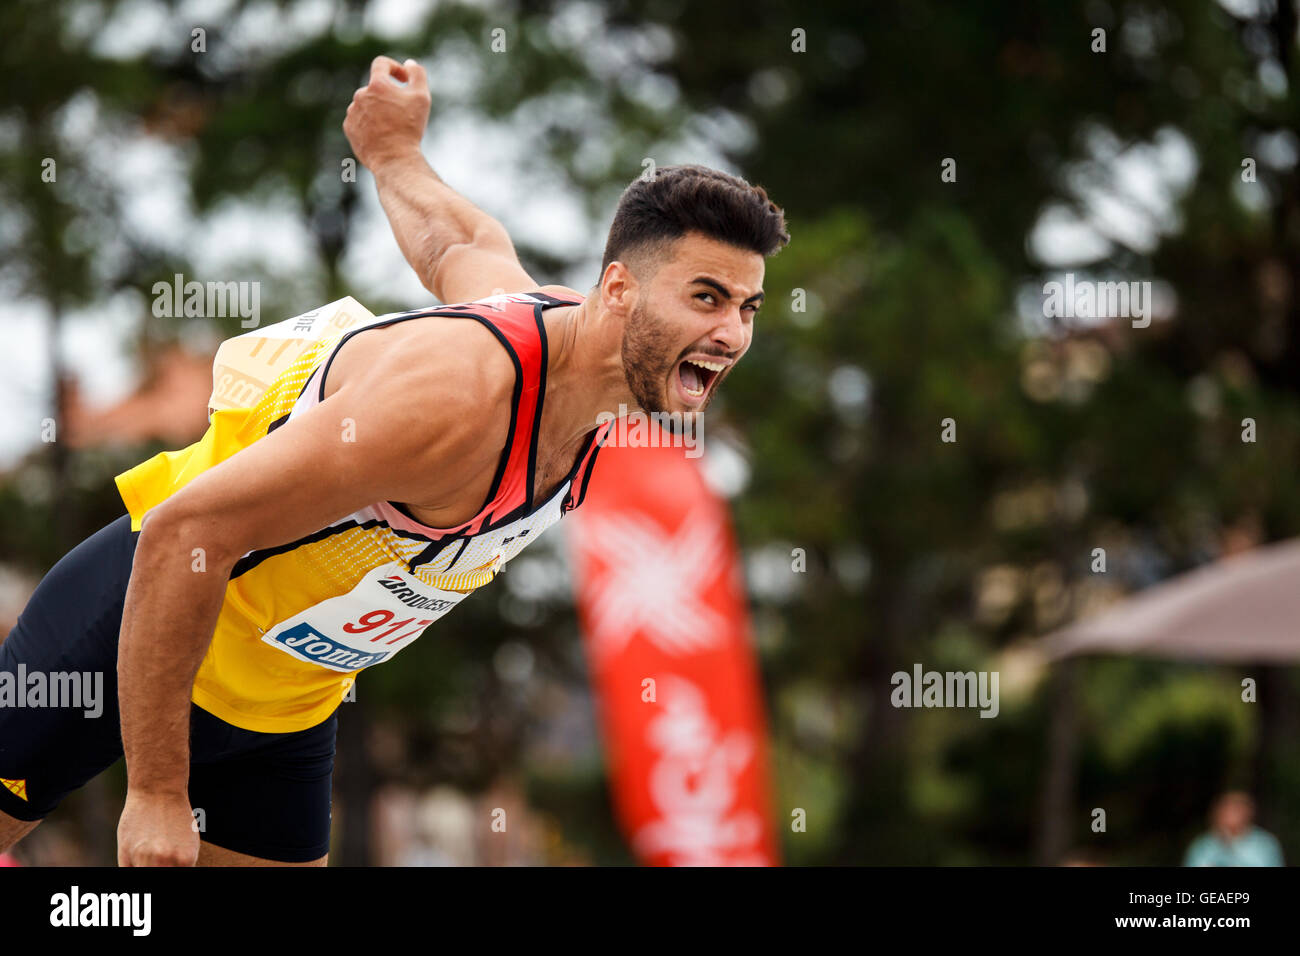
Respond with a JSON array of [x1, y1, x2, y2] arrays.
[[1184, 792, 1283, 867]]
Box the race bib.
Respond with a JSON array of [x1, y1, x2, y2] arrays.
[[261, 563, 469, 672]]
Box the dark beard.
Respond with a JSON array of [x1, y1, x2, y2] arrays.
[[620, 300, 679, 414]]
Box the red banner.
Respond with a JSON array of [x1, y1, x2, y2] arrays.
[[568, 437, 779, 866]]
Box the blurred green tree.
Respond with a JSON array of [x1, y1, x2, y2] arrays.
[[4, 0, 1300, 866]]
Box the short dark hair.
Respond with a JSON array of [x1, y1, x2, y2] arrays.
[[599, 164, 789, 278]]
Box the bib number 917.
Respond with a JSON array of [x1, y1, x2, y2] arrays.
[[261, 564, 467, 672]]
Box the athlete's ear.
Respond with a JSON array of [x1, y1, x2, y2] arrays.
[[599, 261, 637, 318]]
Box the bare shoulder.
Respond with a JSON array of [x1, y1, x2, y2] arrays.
[[151, 315, 519, 556], [321, 316, 516, 490], [326, 314, 514, 402], [369, 315, 513, 424]]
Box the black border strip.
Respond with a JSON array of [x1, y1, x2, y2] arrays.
[[569, 424, 608, 510], [231, 518, 384, 578], [228, 515, 455, 579], [463, 314, 523, 522], [525, 301, 551, 513]]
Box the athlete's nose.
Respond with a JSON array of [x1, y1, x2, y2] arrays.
[[709, 306, 747, 355]]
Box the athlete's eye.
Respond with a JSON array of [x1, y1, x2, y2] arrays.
[[695, 292, 716, 305]]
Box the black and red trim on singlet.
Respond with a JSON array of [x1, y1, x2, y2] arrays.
[[313, 291, 609, 570]]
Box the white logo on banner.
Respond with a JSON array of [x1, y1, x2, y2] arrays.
[[577, 509, 730, 658], [632, 676, 765, 866]]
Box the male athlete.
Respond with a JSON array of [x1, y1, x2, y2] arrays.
[[0, 56, 788, 866]]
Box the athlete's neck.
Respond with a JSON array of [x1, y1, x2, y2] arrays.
[[540, 294, 638, 447]]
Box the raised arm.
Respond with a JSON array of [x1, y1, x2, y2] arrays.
[[344, 55, 555, 304]]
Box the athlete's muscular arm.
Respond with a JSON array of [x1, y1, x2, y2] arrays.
[[116, 516, 234, 866], [116, 322, 511, 866], [344, 55, 558, 304]]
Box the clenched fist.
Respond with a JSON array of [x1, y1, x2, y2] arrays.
[[117, 789, 200, 867], [344, 56, 431, 171]]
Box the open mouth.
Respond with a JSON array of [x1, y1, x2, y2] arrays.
[[676, 356, 727, 404]]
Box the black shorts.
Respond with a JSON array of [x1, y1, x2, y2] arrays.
[[0, 514, 337, 863]]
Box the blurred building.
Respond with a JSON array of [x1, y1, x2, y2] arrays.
[[62, 344, 211, 449]]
